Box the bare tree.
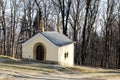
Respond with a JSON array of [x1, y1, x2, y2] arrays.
[[33, 0, 42, 32], [0, 0, 120, 69], [52, 0, 72, 36], [0, 0, 7, 55], [102, 0, 116, 68], [10, 0, 20, 57], [69, 0, 85, 64], [81, 0, 100, 65], [117, 0, 120, 68]]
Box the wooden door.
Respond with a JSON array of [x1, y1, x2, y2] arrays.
[[36, 45, 44, 60]]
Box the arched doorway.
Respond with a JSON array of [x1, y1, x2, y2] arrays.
[[36, 45, 44, 60]]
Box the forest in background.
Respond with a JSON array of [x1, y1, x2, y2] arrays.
[[0, 0, 120, 69]]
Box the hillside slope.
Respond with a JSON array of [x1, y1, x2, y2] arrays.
[[0, 55, 120, 80]]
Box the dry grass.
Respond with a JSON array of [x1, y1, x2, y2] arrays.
[[0, 77, 15, 80], [0, 55, 20, 61], [68, 66, 120, 73], [0, 55, 120, 80]]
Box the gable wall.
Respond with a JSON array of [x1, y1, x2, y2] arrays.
[[58, 43, 74, 66], [22, 33, 58, 62]]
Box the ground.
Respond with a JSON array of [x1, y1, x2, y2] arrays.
[[0, 55, 120, 80]]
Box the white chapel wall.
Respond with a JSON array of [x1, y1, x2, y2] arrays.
[[22, 33, 58, 62], [58, 43, 74, 66]]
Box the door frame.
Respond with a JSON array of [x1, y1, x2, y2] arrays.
[[33, 43, 46, 61]]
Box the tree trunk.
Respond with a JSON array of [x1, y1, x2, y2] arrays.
[[81, 0, 91, 65]]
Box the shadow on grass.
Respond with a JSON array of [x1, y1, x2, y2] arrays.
[[0, 56, 82, 75]]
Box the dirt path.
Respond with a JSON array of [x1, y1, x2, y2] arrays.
[[0, 56, 120, 80]]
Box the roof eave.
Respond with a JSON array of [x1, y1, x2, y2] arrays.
[[57, 42, 75, 47]]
